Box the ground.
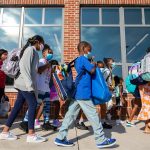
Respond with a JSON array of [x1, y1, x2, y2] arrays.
[[0, 119, 150, 150]]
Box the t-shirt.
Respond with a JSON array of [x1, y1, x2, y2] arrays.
[[36, 58, 51, 92], [74, 56, 94, 100], [103, 68, 112, 86], [0, 60, 6, 88]]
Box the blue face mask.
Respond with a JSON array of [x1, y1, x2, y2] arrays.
[[46, 53, 53, 61]]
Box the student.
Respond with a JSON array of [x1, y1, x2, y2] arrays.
[[97, 60, 112, 129], [50, 60, 62, 127], [0, 35, 47, 143], [20, 44, 57, 131], [114, 76, 125, 125], [0, 49, 8, 102], [54, 41, 116, 148]]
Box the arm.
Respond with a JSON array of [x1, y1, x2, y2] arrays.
[[119, 85, 125, 105], [38, 62, 51, 74]]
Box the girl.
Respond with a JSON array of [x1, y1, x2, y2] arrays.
[[0, 35, 47, 143], [50, 60, 61, 128], [0, 49, 8, 102]]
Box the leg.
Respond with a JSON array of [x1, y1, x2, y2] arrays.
[[3, 91, 25, 132], [21, 91, 37, 135], [57, 100, 80, 140], [53, 101, 60, 120], [78, 100, 106, 144], [36, 103, 44, 120]]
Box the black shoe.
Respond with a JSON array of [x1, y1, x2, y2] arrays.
[[19, 121, 28, 133], [76, 122, 89, 130], [42, 122, 57, 131], [102, 122, 112, 129]]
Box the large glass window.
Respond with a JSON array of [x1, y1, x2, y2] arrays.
[[0, 7, 63, 86], [145, 9, 150, 24]]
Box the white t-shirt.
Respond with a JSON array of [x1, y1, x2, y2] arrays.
[[36, 58, 51, 92]]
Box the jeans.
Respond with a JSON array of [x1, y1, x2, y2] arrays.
[[57, 99, 106, 144], [6, 90, 37, 130]]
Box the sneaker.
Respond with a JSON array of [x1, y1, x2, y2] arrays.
[[116, 119, 125, 125], [76, 122, 89, 130], [102, 122, 112, 129], [97, 138, 116, 148], [34, 119, 41, 129], [126, 121, 135, 127], [19, 121, 28, 133], [42, 122, 57, 131], [27, 134, 47, 143], [54, 138, 74, 147], [53, 119, 62, 128], [0, 132, 18, 140]]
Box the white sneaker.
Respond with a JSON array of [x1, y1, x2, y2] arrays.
[[27, 134, 47, 143], [116, 120, 124, 125], [0, 132, 17, 140]]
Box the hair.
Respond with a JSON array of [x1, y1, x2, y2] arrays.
[[0, 49, 8, 59], [114, 76, 120, 86], [146, 47, 150, 53], [97, 60, 104, 65], [20, 35, 44, 58], [42, 44, 51, 54], [77, 41, 92, 52], [103, 57, 114, 66]]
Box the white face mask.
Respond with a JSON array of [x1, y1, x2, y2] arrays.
[[40, 44, 44, 51]]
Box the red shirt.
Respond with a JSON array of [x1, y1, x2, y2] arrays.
[[0, 60, 6, 88]]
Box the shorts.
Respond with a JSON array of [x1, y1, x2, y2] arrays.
[[133, 87, 140, 99], [37, 91, 50, 104]]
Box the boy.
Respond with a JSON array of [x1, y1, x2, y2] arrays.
[[54, 41, 116, 148]]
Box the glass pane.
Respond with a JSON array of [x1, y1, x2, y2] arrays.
[[45, 8, 62, 24], [82, 8, 99, 24], [2, 8, 21, 24], [125, 9, 142, 24], [126, 27, 150, 63], [23, 27, 62, 62], [102, 9, 119, 24], [0, 27, 19, 51], [113, 65, 122, 77], [145, 9, 150, 24], [25, 8, 42, 24], [81, 27, 121, 62]]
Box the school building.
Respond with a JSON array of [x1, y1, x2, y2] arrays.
[[0, 0, 150, 118]]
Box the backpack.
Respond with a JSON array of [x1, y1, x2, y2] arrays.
[[1, 48, 22, 78], [52, 58, 84, 101], [129, 62, 147, 85], [125, 75, 136, 94], [92, 68, 112, 105]]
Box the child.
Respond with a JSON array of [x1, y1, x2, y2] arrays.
[[97, 60, 105, 73], [0, 35, 47, 143], [50, 60, 61, 128], [20, 44, 57, 131], [114, 76, 125, 125], [54, 41, 116, 148], [0, 49, 8, 102]]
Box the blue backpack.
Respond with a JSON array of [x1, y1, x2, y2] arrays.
[[125, 75, 136, 94], [92, 68, 112, 105]]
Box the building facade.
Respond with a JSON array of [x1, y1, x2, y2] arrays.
[[0, 0, 150, 117]]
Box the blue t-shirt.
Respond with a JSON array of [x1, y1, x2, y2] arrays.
[[74, 56, 94, 100]]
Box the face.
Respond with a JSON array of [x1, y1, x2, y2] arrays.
[[97, 63, 104, 69], [83, 46, 91, 54], [35, 41, 44, 51], [1, 53, 8, 61]]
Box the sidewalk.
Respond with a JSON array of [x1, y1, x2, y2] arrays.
[[0, 119, 150, 150]]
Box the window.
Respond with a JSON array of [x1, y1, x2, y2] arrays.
[[0, 7, 63, 86], [145, 9, 150, 24]]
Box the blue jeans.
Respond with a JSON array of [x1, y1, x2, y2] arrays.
[[57, 99, 106, 144], [6, 90, 37, 130]]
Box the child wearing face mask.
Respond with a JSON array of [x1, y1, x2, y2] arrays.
[[0, 35, 47, 143], [55, 41, 116, 148], [19, 44, 57, 132]]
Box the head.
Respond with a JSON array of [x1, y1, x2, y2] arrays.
[[103, 57, 115, 69], [77, 41, 92, 60], [146, 47, 150, 54], [114, 76, 120, 86], [97, 61, 105, 68], [20, 35, 44, 58], [42, 44, 53, 61], [51, 60, 59, 73], [0, 49, 8, 61]]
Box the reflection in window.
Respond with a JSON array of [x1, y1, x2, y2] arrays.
[[124, 9, 142, 24], [102, 9, 119, 24], [126, 27, 150, 63], [25, 8, 42, 24], [82, 8, 99, 24], [45, 8, 62, 24], [2, 8, 21, 24], [23, 27, 62, 62], [113, 65, 122, 77], [81, 27, 121, 62], [145, 9, 150, 24]]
